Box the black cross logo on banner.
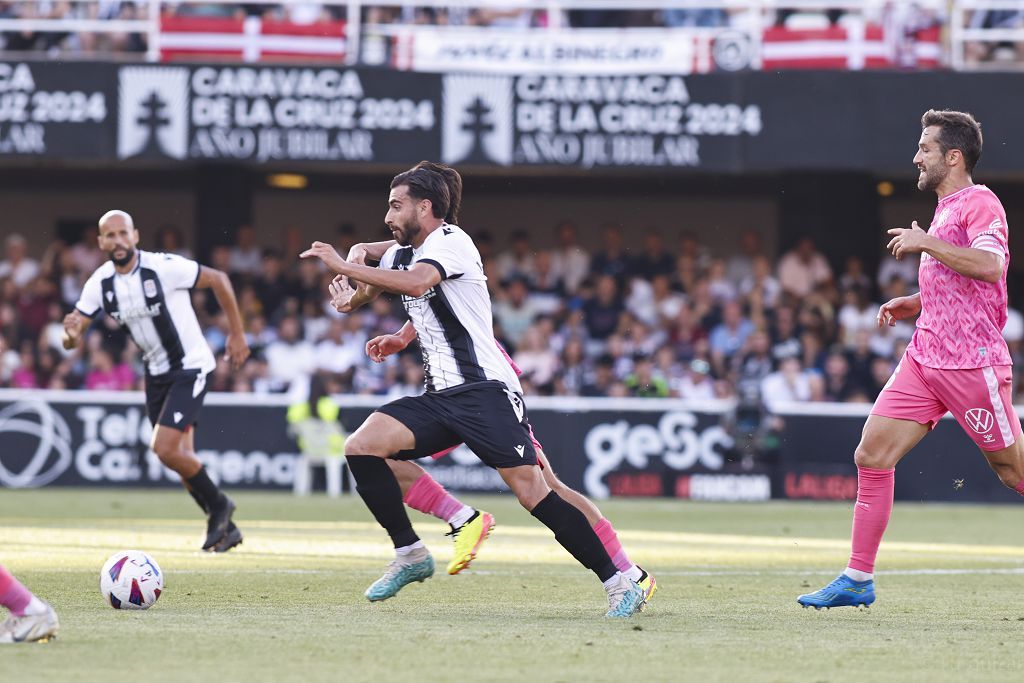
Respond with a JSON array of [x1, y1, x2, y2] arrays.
[[460, 97, 495, 164], [134, 91, 171, 158]]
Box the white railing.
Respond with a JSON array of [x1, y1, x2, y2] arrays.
[[0, 1, 1017, 70]]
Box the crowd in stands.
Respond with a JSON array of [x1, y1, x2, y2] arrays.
[[3, 222, 1024, 433], [0, 2, 1019, 67]]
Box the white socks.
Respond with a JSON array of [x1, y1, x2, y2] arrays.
[[447, 505, 475, 529], [624, 565, 643, 583], [395, 540, 425, 556], [602, 572, 623, 591], [23, 596, 48, 616], [843, 567, 873, 582]]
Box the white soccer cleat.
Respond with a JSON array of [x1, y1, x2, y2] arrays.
[[0, 602, 59, 643]]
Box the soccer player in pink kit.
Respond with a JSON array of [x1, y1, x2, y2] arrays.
[[799, 109, 1019, 609], [0, 565, 58, 643]]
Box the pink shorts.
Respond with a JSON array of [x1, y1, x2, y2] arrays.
[[872, 352, 1022, 451], [431, 423, 545, 465]]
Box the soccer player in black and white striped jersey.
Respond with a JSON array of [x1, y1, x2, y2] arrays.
[[301, 164, 644, 617], [62, 210, 250, 552]]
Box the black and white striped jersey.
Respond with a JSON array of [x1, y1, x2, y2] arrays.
[[75, 250, 216, 377], [380, 224, 522, 394]]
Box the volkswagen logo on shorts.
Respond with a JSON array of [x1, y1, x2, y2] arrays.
[[0, 401, 73, 488], [965, 408, 995, 434]]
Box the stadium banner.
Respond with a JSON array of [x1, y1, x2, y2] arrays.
[[774, 403, 1024, 504], [0, 390, 743, 498], [387, 27, 720, 75], [0, 62, 114, 158], [3, 62, 1023, 173]]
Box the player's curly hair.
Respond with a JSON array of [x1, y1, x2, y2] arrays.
[[391, 163, 459, 222], [921, 109, 983, 174]]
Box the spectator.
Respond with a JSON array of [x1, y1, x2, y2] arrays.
[[513, 325, 559, 392], [551, 220, 590, 295], [624, 354, 670, 398], [820, 349, 858, 401], [590, 224, 631, 285], [253, 249, 292, 322], [777, 237, 833, 299], [228, 224, 263, 276], [739, 255, 782, 311], [837, 286, 878, 348], [674, 357, 716, 401], [582, 274, 624, 342], [760, 356, 814, 411], [155, 224, 192, 259], [709, 300, 754, 373], [493, 276, 544, 348], [264, 316, 315, 392], [630, 228, 674, 279], [84, 348, 135, 391], [580, 354, 616, 397], [837, 254, 872, 295], [495, 229, 536, 283], [726, 229, 764, 288], [0, 234, 40, 288]]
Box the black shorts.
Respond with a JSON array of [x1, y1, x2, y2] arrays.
[[377, 380, 537, 469], [145, 369, 209, 431]]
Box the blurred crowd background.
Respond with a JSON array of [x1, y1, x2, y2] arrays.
[[3, 221, 1023, 424]]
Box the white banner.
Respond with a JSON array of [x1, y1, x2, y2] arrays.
[[393, 27, 709, 75]]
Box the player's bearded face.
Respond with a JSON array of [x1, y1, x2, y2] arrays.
[[107, 244, 135, 266], [390, 213, 421, 247], [917, 153, 948, 192]]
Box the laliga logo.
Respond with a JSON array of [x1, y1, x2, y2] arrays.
[[0, 401, 73, 488], [965, 408, 994, 434]]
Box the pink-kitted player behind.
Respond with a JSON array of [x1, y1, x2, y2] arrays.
[[799, 109, 1021, 610], [0, 565, 59, 643]]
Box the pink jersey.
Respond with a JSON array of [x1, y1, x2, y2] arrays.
[[907, 185, 1011, 369]]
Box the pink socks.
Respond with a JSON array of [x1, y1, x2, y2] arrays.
[[593, 518, 634, 574], [848, 466, 896, 574], [0, 565, 33, 616], [404, 474, 465, 524]]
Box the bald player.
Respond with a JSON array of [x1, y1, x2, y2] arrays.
[[63, 210, 250, 552]]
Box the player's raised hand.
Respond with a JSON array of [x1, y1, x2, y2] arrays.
[[300, 241, 346, 272], [346, 243, 369, 266], [365, 334, 408, 363], [224, 332, 251, 370], [886, 221, 930, 260], [328, 274, 359, 313], [877, 295, 922, 327]]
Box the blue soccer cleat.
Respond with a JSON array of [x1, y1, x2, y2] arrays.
[[365, 551, 435, 602], [605, 574, 645, 618], [798, 574, 875, 609]]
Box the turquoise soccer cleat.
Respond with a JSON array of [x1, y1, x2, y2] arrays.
[[364, 552, 435, 602], [605, 574, 645, 618], [798, 574, 875, 609]]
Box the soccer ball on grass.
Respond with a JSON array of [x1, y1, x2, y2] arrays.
[[100, 550, 164, 610]]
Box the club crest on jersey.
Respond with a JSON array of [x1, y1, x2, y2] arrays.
[[965, 408, 994, 434], [143, 279, 158, 298]]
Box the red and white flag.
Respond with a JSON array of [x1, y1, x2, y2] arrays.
[[159, 16, 347, 63]]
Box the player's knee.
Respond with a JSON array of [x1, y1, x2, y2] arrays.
[[853, 443, 886, 469], [344, 433, 387, 458]]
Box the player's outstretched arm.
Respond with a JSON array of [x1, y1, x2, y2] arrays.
[[301, 242, 440, 298], [196, 266, 251, 370], [61, 310, 89, 350], [366, 321, 417, 363], [887, 221, 1003, 283]]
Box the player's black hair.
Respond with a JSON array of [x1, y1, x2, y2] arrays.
[[921, 109, 983, 174], [391, 164, 453, 222], [408, 161, 463, 224]]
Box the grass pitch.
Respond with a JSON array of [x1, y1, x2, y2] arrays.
[[2, 489, 1024, 683]]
